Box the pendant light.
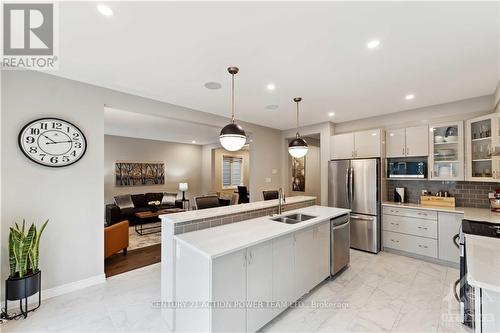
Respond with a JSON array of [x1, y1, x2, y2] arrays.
[[219, 67, 247, 151], [288, 97, 308, 158]]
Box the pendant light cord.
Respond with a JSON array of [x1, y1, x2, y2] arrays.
[[231, 73, 235, 123], [296, 100, 300, 138]]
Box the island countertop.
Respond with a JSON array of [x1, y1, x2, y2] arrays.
[[160, 195, 316, 224], [174, 205, 350, 259]]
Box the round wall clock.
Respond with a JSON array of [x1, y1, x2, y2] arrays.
[[18, 118, 87, 167]]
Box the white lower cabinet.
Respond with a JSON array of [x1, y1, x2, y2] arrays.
[[246, 242, 274, 333], [383, 230, 438, 258], [211, 249, 247, 333], [175, 219, 332, 333], [383, 206, 463, 264], [272, 234, 295, 316], [437, 212, 462, 264]]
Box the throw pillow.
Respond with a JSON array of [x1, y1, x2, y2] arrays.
[[161, 192, 177, 205], [114, 195, 134, 209]]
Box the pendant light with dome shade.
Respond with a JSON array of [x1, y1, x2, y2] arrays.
[[288, 97, 308, 158], [219, 67, 247, 152]]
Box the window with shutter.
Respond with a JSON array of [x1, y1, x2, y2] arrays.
[[222, 156, 243, 188]]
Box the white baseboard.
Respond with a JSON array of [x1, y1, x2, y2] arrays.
[[1, 274, 106, 310]]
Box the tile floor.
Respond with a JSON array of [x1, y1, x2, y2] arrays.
[[2, 250, 473, 333]]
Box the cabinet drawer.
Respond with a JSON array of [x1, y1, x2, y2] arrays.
[[383, 214, 437, 239], [383, 231, 437, 258], [383, 206, 437, 220]]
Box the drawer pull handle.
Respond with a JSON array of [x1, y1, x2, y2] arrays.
[[417, 226, 428, 230], [418, 245, 429, 249]]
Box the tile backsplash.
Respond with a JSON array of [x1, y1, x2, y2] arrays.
[[386, 180, 500, 208]]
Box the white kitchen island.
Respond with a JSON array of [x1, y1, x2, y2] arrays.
[[170, 205, 350, 333]]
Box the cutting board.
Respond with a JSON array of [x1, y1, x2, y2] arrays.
[[420, 196, 455, 207]]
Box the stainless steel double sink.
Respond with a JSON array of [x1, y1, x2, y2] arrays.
[[270, 213, 317, 224]]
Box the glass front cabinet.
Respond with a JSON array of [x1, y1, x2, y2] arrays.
[[466, 114, 500, 182], [429, 121, 464, 181]]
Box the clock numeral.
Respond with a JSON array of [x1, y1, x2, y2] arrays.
[[39, 153, 46, 161], [73, 133, 80, 140], [30, 128, 40, 135], [74, 142, 82, 149], [40, 123, 48, 130], [52, 122, 63, 130], [62, 156, 70, 163], [25, 136, 35, 144], [50, 156, 58, 164], [70, 150, 77, 157], [29, 147, 37, 154]]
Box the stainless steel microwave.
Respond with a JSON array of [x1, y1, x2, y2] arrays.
[[387, 161, 427, 179]]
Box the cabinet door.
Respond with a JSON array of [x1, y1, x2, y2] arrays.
[[354, 129, 381, 158], [294, 227, 316, 297], [272, 234, 295, 316], [314, 222, 331, 285], [212, 249, 247, 333], [429, 121, 464, 181], [331, 133, 355, 159], [386, 128, 406, 157], [438, 212, 462, 264], [466, 114, 496, 182], [246, 241, 274, 333], [405, 125, 429, 156]]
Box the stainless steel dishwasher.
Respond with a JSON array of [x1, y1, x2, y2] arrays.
[[331, 214, 350, 276]]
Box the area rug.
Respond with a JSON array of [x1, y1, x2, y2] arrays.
[[128, 222, 161, 250]]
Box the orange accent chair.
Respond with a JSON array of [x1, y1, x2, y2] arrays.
[[104, 220, 129, 259]]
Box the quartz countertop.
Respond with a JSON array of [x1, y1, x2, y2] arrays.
[[174, 205, 350, 259], [160, 195, 316, 224], [383, 201, 500, 224]]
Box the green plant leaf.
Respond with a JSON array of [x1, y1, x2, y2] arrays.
[[19, 224, 35, 277], [30, 219, 48, 271], [8, 232, 17, 277]]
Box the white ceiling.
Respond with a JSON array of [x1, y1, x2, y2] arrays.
[[104, 107, 220, 145], [56, 1, 499, 130]]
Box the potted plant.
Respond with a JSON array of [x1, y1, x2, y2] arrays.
[[1, 220, 48, 319]]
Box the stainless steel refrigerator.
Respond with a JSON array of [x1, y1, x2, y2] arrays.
[[328, 158, 381, 253]]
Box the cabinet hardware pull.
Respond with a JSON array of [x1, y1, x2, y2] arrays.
[[407, 147, 409, 155]]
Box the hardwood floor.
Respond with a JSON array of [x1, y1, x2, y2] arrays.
[[104, 243, 161, 277]]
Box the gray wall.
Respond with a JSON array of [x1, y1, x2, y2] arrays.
[[1, 70, 284, 294], [104, 135, 202, 204]]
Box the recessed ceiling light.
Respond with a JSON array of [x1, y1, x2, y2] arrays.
[[191, 140, 196, 144], [266, 83, 276, 91], [405, 94, 415, 100], [367, 39, 380, 49], [204, 82, 221, 90], [97, 4, 113, 16], [328, 112, 335, 117], [266, 104, 279, 110]]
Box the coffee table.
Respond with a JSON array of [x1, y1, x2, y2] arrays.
[[134, 208, 184, 235]]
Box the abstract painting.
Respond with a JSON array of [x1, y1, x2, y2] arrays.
[[291, 156, 306, 192], [115, 161, 165, 186]]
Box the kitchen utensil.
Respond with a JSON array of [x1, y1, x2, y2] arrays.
[[445, 126, 458, 137], [490, 190, 500, 212], [394, 187, 405, 203], [444, 135, 458, 143]]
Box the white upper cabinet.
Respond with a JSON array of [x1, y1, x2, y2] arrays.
[[330, 133, 355, 159], [429, 121, 464, 181], [354, 129, 382, 158], [405, 126, 429, 157], [466, 113, 499, 182], [331, 129, 382, 159], [386, 128, 406, 158], [385, 125, 428, 158]]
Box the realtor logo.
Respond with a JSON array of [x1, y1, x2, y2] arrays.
[[2, 2, 58, 69]]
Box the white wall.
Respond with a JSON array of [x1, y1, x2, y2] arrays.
[[287, 138, 321, 201], [1, 71, 284, 295], [104, 135, 202, 204], [281, 122, 333, 206]]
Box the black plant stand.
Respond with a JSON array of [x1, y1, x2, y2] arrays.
[[1, 270, 41, 320]]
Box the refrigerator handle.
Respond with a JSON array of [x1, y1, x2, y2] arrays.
[[349, 167, 354, 203], [345, 167, 350, 205]]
